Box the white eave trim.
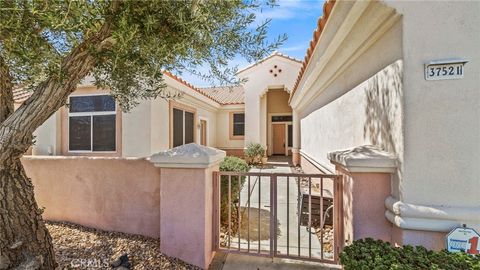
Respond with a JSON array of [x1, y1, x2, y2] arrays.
[[290, 1, 400, 110]]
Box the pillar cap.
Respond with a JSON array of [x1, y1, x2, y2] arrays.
[[328, 145, 397, 173], [150, 143, 226, 168]]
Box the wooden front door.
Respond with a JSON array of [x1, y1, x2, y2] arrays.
[[272, 124, 286, 155], [200, 120, 207, 146]]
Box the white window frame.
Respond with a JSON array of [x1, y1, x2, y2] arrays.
[[68, 93, 117, 153]]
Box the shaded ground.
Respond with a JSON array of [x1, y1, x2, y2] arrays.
[[46, 221, 199, 270]]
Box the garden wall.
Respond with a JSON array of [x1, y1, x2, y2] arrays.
[[22, 156, 161, 238]]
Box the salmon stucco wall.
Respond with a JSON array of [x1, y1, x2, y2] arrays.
[[22, 156, 161, 238], [336, 166, 392, 245]]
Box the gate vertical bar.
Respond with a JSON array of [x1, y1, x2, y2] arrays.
[[269, 175, 274, 257], [247, 175, 251, 253], [258, 176, 261, 254], [308, 177, 312, 259], [238, 175, 241, 251], [228, 175, 231, 250], [212, 172, 219, 250], [272, 175, 278, 257], [297, 177, 301, 257], [333, 175, 343, 263], [320, 177, 324, 260], [287, 176, 290, 256]]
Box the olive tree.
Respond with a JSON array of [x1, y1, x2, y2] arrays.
[[0, 1, 284, 268]]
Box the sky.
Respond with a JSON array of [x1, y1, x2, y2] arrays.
[[180, 0, 325, 87]]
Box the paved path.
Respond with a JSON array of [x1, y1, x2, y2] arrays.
[[209, 252, 340, 270], [228, 157, 328, 259]]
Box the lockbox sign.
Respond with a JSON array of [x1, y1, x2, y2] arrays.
[[446, 227, 480, 255], [425, 59, 468, 81]]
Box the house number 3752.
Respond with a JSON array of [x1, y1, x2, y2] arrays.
[[425, 60, 468, 81]]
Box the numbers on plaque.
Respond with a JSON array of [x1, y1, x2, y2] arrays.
[[468, 237, 479, 255]]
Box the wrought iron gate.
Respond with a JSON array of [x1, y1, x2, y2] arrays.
[[213, 171, 343, 264]]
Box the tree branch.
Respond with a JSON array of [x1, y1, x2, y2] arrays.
[[0, 56, 14, 124], [0, 12, 117, 165]]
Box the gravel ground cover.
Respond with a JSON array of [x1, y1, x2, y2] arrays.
[[46, 221, 200, 270]]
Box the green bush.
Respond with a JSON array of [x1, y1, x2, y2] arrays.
[[219, 157, 249, 232], [244, 142, 265, 164], [340, 238, 480, 270]]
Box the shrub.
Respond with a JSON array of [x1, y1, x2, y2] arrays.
[[340, 238, 480, 270], [244, 142, 265, 164], [219, 157, 249, 232]]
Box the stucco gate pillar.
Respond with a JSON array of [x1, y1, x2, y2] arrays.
[[328, 145, 397, 246], [150, 143, 226, 269]]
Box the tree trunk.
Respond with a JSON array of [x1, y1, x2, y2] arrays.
[[0, 11, 116, 268], [0, 158, 56, 270]]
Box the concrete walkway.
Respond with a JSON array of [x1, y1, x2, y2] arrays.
[[227, 156, 328, 259], [209, 252, 340, 270]]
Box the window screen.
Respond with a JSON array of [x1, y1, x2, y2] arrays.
[[68, 95, 116, 152], [173, 108, 184, 147], [69, 116, 91, 151], [184, 111, 194, 144], [288, 124, 293, 147], [272, 115, 293, 122], [70, 95, 115, 113], [232, 113, 245, 136], [93, 115, 116, 151]]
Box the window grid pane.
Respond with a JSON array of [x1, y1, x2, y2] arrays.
[[93, 115, 116, 151], [173, 108, 184, 147], [70, 95, 115, 113], [233, 113, 245, 136], [184, 111, 194, 144], [69, 116, 91, 151]]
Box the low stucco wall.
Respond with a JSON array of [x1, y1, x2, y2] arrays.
[[22, 156, 160, 238]]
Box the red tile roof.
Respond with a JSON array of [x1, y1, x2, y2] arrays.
[[198, 86, 244, 105], [13, 87, 31, 103], [163, 71, 222, 104], [289, 0, 336, 101]]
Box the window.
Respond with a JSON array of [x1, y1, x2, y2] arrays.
[[272, 115, 293, 122], [68, 95, 116, 152], [172, 107, 195, 147], [288, 124, 293, 147], [230, 112, 245, 139]]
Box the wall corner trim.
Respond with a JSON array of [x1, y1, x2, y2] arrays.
[[328, 145, 397, 173], [150, 143, 226, 168]]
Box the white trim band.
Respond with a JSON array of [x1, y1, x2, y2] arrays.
[[150, 143, 226, 169], [385, 196, 480, 232], [328, 145, 397, 173]]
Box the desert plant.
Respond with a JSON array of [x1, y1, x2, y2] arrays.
[[219, 156, 249, 236], [340, 238, 480, 270], [244, 142, 266, 165]]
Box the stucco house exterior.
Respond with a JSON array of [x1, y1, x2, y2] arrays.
[[17, 0, 479, 254], [20, 52, 302, 159]]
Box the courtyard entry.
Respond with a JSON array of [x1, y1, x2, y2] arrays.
[[213, 159, 343, 264]]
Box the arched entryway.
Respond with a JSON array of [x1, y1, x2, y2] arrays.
[[263, 87, 293, 156]]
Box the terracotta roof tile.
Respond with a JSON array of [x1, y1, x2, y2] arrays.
[[290, 0, 336, 101], [13, 88, 32, 103], [198, 86, 244, 105], [163, 71, 222, 104]]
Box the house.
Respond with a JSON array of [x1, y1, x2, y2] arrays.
[[18, 0, 479, 253], [289, 0, 479, 250], [20, 52, 302, 159]]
